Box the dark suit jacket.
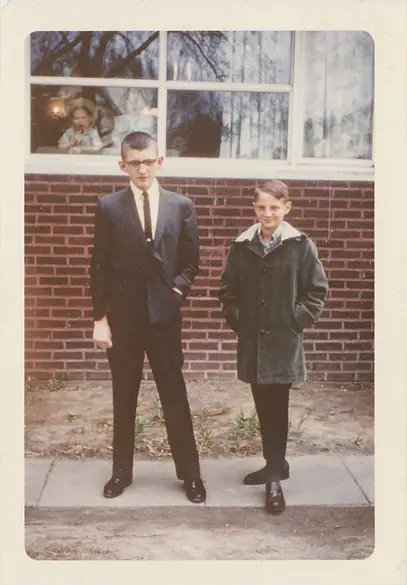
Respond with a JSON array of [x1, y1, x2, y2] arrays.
[[90, 186, 200, 333]]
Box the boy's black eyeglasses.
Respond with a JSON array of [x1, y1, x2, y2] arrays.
[[124, 159, 157, 168]]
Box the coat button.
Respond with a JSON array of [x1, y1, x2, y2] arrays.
[[260, 329, 267, 336], [262, 267, 267, 274], [260, 299, 266, 305]]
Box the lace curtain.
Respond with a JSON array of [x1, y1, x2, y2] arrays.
[[303, 31, 374, 159]]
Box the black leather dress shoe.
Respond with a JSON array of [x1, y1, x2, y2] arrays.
[[103, 475, 132, 498], [243, 460, 290, 485], [183, 478, 206, 504], [265, 481, 286, 515], [282, 460, 290, 480]]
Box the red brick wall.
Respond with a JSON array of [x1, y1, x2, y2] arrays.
[[24, 175, 374, 383]]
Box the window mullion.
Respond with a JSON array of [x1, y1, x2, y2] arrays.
[[25, 36, 32, 157], [29, 76, 160, 89], [164, 81, 291, 93], [157, 31, 167, 156], [289, 31, 305, 165]]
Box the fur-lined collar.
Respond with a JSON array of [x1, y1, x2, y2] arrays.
[[234, 221, 303, 243]]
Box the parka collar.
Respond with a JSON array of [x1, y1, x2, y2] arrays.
[[234, 221, 304, 243]]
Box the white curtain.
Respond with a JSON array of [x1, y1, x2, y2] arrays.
[[220, 91, 288, 159], [220, 31, 291, 159], [303, 31, 374, 159]]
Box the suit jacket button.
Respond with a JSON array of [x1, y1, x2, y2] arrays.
[[260, 329, 266, 336], [262, 267, 267, 274], [260, 299, 266, 305]]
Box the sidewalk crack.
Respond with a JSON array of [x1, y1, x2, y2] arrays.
[[36, 459, 56, 507], [340, 457, 373, 506]]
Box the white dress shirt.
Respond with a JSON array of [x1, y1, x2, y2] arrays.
[[130, 179, 160, 239], [129, 180, 182, 296]]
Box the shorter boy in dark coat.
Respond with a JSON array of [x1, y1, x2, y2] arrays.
[[218, 180, 328, 515]]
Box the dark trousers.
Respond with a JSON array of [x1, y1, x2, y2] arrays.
[[106, 312, 200, 481], [250, 383, 291, 475]]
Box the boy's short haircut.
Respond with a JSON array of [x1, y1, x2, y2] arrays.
[[121, 131, 158, 159], [254, 179, 290, 202]]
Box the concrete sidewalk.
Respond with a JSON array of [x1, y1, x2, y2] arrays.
[[25, 455, 374, 509]]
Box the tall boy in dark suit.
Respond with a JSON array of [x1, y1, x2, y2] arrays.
[[90, 131, 206, 503]]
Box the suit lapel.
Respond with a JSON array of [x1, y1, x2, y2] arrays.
[[154, 188, 170, 248], [121, 186, 148, 247]]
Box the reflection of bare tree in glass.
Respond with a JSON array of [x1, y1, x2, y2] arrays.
[[31, 31, 159, 78], [167, 31, 228, 82], [32, 31, 229, 148], [166, 31, 292, 158], [31, 31, 162, 146], [31, 30, 293, 156]]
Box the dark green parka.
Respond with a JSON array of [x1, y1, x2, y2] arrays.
[[218, 221, 329, 384]]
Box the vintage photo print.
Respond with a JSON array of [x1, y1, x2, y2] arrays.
[[0, 0, 406, 583]]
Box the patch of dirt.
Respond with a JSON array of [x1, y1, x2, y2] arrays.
[[25, 506, 374, 560], [25, 379, 374, 459]]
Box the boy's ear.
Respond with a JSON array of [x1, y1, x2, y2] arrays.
[[285, 201, 292, 214]]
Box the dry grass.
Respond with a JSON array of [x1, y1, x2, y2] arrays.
[[25, 377, 374, 459]]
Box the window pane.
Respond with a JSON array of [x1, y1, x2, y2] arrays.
[[166, 90, 289, 159], [303, 31, 374, 159], [30, 31, 159, 79], [31, 85, 158, 154], [167, 31, 292, 84]]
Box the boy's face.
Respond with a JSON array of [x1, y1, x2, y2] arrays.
[[119, 146, 163, 191], [253, 191, 292, 233]]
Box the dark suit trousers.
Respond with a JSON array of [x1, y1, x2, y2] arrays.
[[250, 383, 291, 475], [106, 311, 200, 481]]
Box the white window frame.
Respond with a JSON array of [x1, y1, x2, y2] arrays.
[[25, 31, 375, 181]]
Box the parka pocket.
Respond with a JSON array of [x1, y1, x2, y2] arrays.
[[291, 304, 313, 333], [290, 309, 301, 333]]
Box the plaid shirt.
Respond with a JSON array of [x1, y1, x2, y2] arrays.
[[258, 224, 283, 254]]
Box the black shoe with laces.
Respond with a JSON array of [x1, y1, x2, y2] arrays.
[[183, 478, 206, 503]]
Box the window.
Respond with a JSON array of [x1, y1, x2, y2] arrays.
[[30, 31, 160, 155], [302, 32, 374, 160], [28, 30, 374, 175]]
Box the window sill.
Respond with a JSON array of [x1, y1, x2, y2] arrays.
[[25, 154, 375, 182]]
